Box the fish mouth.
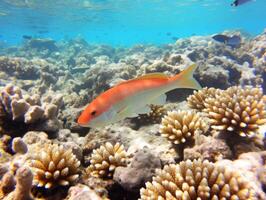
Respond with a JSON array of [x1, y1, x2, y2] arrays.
[[77, 117, 90, 127]]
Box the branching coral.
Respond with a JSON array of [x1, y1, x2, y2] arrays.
[[29, 144, 80, 189], [160, 110, 208, 145], [87, 142, 127, 178], [136, 104, 167, 124], [140, 159, 257, 200], [0, 84, 62, 136], [187, 87, 220, 111], [13, 166, 33, 200], [203, 86, 266, 137]]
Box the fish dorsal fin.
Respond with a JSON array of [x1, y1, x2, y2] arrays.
[[134, 73, 168, 80], [116, 73, 168, 86]]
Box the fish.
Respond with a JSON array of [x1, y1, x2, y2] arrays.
[[172, 36, 179, 41], [231, 0, 253, 6], [22, 35, 32, 40], [78, 64, 201, 128], [212, 34, 241, 48], [38, 30, 49, 34]]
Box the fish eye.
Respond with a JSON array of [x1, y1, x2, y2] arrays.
[[91, 111, 97, 116]]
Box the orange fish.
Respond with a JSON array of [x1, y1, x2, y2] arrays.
[[78, 64, 201, 128]]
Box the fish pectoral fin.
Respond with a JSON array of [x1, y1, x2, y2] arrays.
[[117, 105, 127, 114], [134, 105, 151, 115], [124, 105, 152, 119], [150, 94, 167, 105]]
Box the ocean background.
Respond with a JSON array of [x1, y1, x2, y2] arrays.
[[0, 0, 266, 46]]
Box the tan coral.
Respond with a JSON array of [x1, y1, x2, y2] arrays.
[[203, 86, 266, 137], [87, 142, 127, 178], [187, 87, 221, 111], [137, 104, 167, 124], [140, 159, 257, 200], [160, 110, 208, 145], [29, 144, 80, 189]]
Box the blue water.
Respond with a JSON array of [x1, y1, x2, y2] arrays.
[[0, 0, 266, 46]]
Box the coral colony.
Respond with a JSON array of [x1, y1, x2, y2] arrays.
[[0, 30, 266, 200]]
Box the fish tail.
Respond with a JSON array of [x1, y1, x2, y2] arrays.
[[171, 64, 202, 90]]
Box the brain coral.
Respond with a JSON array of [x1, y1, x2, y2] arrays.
[[187, 87, 221, 111], [29, 144, 80, 189], [87, 142, 127, 178], [160, 110, 208, 145], [140, 159, 257, 200], [203, 86, 266, 137]]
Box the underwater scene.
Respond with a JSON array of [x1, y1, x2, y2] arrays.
[[0, 0, 266, 199]]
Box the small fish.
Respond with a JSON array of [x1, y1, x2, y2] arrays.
[[172, 36, 179, 41], [212, 34, 241, 48], [22, 35, 32, 40], [231, 0, 253, 6], [38, 30, 49, 34], [78, 64, 201, 128]]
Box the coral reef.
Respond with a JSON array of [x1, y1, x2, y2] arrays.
[[0, 84, 62, 136], [160, 110, 208, 145], [203, 86, 266, 137], [187, 87, 220, 111], [0, 30, 266, 200], [11, 137, 28, 154], [87, 142, 128, 178], [29, 144, 80, 189], [0, 172, 15, 197], [140, 159, 257, 200], [13, 166, 33, 200]]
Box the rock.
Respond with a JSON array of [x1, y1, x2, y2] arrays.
[[22, 131, 49, 145], [26, 38, 58, 51], [184, 136, 232, 162], [113, 148, 161, 192], [67, 184, 102, 200]]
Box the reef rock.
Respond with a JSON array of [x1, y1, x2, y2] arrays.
[[66, 184, 102, 200], [184, 135, 232, 162], [113, 148, 161, 192]]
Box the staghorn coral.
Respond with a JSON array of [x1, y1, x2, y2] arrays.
[[87, 142, 127, 178], [29, 144, 80, 189], [187, 87, 220, 111], [140, 159, 257, 200], [203, 86, 266, 137], [160, 110, 208, 145]]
